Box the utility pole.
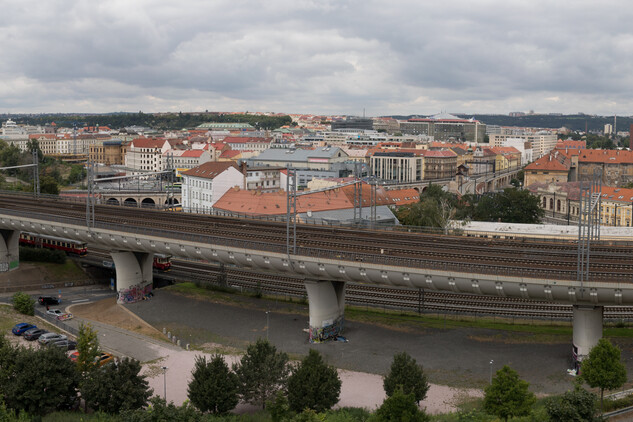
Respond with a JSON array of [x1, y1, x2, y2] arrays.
[[31, 150, 39, 196], [286, 166, 297, 255]]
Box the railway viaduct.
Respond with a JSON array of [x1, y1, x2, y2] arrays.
[[0, 194, 628, 362], [62, 190, 182, 208]]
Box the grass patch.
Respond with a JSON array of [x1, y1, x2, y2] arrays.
[[41, 259, 86, 279], [345, 306, 574, 338], [166, 282, 247, 304]]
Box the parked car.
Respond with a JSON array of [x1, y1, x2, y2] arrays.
[[38, 296, 61, 306], [12, 323, 36, 336], [48, 339, 77, 350], [68, 351, 115, 367], [23, 328, 48, 341], [38, 333, 67, 345], [96, 352, 115, 367]]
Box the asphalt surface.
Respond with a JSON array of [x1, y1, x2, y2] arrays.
[[122, 287, 626, 394]]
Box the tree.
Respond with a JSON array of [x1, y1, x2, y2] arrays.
[[76, 322, 100, 374], [287, 349, 341, 413], [471, 188, 544, 224], [233, 339, 289, 409], [81, 357, 152, 414], [5, 346, 80, 415], [374, 388, 429, 422], [67, 164, 86, 184], [267, 391, 291, 422], [121, 397, 202, 422], [545, 384, 599, 422], [383, 352, 429, 404], [39, 175, 59, 195], [187, 354, 239, 414], [11, 292, 34, 316], [580, 338, 627, 410], [395, 185, 458, 230], [483, 365, 535, 422]]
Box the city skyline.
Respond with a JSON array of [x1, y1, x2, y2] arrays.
[[2, 0, 633, 116]]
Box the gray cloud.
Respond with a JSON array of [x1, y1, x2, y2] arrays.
[[1, 0, 633, 115]]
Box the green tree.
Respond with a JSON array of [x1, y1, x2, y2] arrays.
[[120, 397, 202, 422], [233, 338, 289, 409], [267, 391, 291, 422], [383, 352, 429, 404], [287, 349, 341, 413], [4, 346, 80, 415], [580, 338, 627, 410], [395, 185, 458, 230], [39, 175, 59, 195], [483, 365, 535, 422], [76, 322, 100, 374], [187, 354, 239, 414], [81, 357, 152, 414], [11, 292, 34, 316], [545, 384, 599, 422], [67, 164, 86, 184], [471, 188, 544, 224], [374, 388, 430, 422]]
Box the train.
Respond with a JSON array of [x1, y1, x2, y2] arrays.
[[19, 232, 172, 271], [153, 254, 172, 271], [19, 232, 87, 256]]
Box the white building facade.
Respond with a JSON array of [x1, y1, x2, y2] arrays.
[[181, 162, 244, 212]]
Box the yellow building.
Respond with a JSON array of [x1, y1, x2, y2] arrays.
[[598, 186, 633, 227], [524, 151, 571, 187]]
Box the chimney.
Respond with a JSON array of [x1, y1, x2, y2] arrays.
[[240, 161, 248, 189]]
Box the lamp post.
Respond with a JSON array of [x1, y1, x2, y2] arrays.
[[161, 366, 168, 401], [489, 360, 494, 385], [266, 311, 270, 341]]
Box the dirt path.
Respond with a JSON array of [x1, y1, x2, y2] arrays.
[[70, 297, 162, 339]]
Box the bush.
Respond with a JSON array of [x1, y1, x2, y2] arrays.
[[12, 291, 34, 315], [19, 246, 66, 264]]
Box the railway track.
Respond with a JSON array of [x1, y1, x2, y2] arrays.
[[84, 250, 633, 320], [6, 193, 633, 283]]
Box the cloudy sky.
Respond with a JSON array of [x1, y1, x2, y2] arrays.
[[1, 0, 632, 116]]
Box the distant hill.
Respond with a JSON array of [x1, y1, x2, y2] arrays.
[[0, 112, 292, 131], [385, 114, 631, 133]]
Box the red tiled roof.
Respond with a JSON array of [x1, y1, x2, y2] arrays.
[[213, 184, 419, 216], [220, 150, 241, 158], [578, 149, 633, 164], [490, 146, 521, 155], [28, 134, 56, 139], [182, 161, 239, 179], [180, 150, 205, 158], [525, 152, 571, 172], [555, 140, 586, 150], [599, 186, 633, 203], [131, 138, 167, 149]]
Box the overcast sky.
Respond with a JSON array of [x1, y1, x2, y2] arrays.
[[1, 0, 632, 116]]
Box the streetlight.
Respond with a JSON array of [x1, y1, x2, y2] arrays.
[[489, 360, 494, 384], [265, 311, 270, 341], [161, 366, 168, 401]]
